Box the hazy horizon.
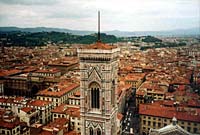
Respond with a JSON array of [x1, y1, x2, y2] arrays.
[[0, 0, 199, 31], [0, 26, 199, 33]]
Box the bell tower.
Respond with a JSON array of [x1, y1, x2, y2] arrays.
[[78, 12, 120, 135]]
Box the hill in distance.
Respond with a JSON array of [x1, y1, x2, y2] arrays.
[[0, 26, 199, 37]]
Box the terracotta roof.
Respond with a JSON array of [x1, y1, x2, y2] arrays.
[[123, 84, 132, 90], [43, 117, 69, 132], [39, 131, 54, 135], [27, 99, 51, 107], [74, 91, 80, 97], [117, 84, 131, 99], [0, 98, 7, 103], [173, 90, 186, 96], [165, 92, 174, 97], [139, 102, 200, 123], [63, 106, 80, 117], [177, 85, 186, 91], [138, 81, 167, 94], [0, 118, 20, 129], [52, 104, 80, 117], [21, 107, 34, 113], [0, 69, 21, 77], [22, 67, 38, 73], [65, 131, 81, 135], [125, 73, 146, 81], [171, 77, 190, 85], [35, 68, 60, 73], [136, 89, 146, 96], [37, 81, 79, 97], [162, 100, 174, 107], [51, 104, 68, 114], [84, 41, 117, 50], [0, 109, 6, 116], [117, 86, 122, 96], [188, 99, 200, 108], [14, 97, 25, 102], [117, 113, 123, 121]]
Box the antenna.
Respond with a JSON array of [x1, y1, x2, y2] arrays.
[[98, 11, 100, 42]]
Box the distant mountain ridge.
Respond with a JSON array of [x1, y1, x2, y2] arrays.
[[105, 28, 200, 37], [0, 26, 199, 37], [0, 27, 94, 35]]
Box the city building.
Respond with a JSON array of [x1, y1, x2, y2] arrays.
[[68, 91, 81, 106], [0, 109, 30, 135], [51, 104, 81, 133], [0, 97, 54, 125], [139, 101, 200, 135], [32, 68, 61, 77], [19, 107, 40, 127], [149, 117, 198, 135], [36, 80, 79, 107], [26, 99, 53, 125], [3, 72, 59, 97], [117, 84, 132, 114], [136, 81, 168, 107], [124, 73, 146, 90], [41, 118, 69, 135], [48, 57, 79, 75]]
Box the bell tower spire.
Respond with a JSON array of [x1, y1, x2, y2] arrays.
[[78, 12, 120, 135], [98, 11, 101, 42]]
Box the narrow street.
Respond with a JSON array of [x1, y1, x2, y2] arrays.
[[122, 89, 139, 135]]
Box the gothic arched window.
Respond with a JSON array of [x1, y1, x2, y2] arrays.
[[111, 80, 115, 106], [90, 82, 100, 109], [89, 128, 93, 135], [97, 128, 101, 135]]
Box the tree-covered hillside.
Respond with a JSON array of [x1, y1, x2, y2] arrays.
[[0, 31, 118, 46]]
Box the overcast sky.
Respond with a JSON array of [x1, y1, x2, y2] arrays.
[[0, 0, 199, 31]]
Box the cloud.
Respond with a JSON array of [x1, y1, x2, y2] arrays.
[[0, 0, 199, 31], [0, 0, 59, 5]]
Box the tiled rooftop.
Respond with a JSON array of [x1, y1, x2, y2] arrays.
[[52, 104, 80, 117], [36, 80, 79, 97], [43, 117, 69, 132], [125, 73, 146, 81], [21, 107, 35, 113], [27, 99, 52, 107], [0, 117, 20, 129], [84, 41, 117, 50], [139, 101, 200, 123]]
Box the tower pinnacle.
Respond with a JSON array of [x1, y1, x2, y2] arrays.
[[98, 11, 101, 42]]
